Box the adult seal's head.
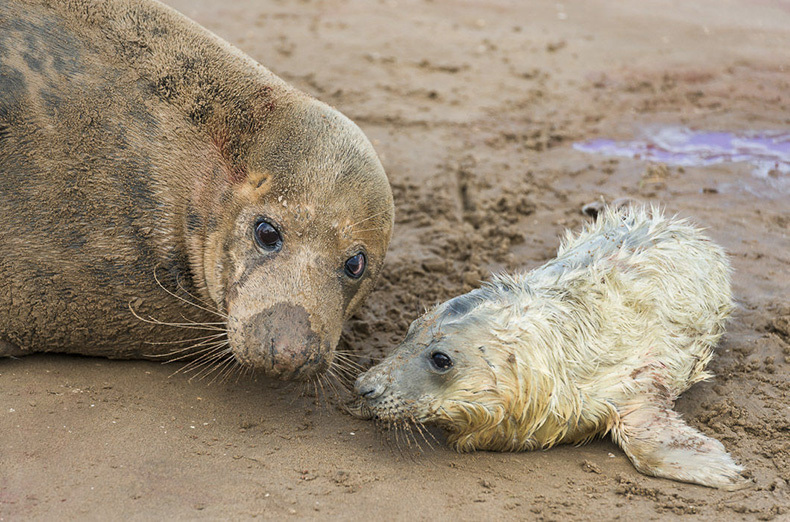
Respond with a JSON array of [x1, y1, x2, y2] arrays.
[[0, 0, 393, 381], [213, 104, 394, 380]]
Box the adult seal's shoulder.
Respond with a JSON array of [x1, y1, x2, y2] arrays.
[[0, 0, 394, 380], [354, 206, 748, 490]]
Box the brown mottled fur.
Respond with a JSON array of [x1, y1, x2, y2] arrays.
[[0, 0, 393, 380]]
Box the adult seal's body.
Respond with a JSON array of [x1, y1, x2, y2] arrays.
[[0, 0, 394, 380], [354, 207, 747, 489]]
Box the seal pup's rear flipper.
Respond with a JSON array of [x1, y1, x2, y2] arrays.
[[611, 399, 749, 490]]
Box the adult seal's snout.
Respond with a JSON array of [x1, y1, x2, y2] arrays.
[[236, 304, 325, 380]]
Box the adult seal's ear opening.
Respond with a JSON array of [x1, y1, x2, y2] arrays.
[[0, 0, 394, 381]]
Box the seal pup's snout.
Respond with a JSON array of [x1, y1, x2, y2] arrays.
[[354, 371, 386, 400], [349, 369, 392, 420], [232, 303, 327, 380]]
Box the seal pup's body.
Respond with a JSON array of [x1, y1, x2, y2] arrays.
[[355, 207, 746, 489], [0, 0, 394, 380]]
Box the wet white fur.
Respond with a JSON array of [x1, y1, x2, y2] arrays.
[[359, 206, 747, 490]]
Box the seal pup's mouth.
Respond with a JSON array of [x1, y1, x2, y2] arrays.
[[347, 400, 441, 454], [345, 397, 374, 420], [349, 371, 447, 455]]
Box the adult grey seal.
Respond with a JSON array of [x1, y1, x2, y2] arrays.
[[354, 207, 747, 489], [0, 0, 394, 380]]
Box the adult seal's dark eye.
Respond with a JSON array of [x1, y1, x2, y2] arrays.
[[430, 351, 453, 371], [254, 220, 282, 252], [344, 252, 366, 279]]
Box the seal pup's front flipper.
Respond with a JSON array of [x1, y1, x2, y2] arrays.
[[611, 397, 749, 490]]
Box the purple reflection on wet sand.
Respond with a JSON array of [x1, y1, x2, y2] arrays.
[[574, 128, 790, 189]]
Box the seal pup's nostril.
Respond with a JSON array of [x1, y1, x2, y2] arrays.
[[360, 386, 379, 398], [355, 375, 384, 400]]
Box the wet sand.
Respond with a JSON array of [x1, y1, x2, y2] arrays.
[[2, 0, 789, 519]]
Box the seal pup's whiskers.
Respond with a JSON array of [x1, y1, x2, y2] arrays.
[[324, 367, 348, 393], [410, 417, 438, 450], [328, 364, 357, 384], [368, 406, 436, 460], [392, 420, 421, 462], [329, 354, 364, 384], [313, 367, 354, 412], [333, 351, 367, 370], [400, 419, 422, 454], [333, 350, 381, 362]]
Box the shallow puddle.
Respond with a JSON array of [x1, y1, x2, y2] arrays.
[[574, 128, 790, 196]]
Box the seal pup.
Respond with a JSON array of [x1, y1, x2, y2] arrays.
[[354, 207, 747, 489], [0, 0, 394, 381]]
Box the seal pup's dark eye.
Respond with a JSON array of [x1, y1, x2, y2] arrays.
[[430, 351, 453, 372], [254, 220, 282, 252], [344, 252, 366, 279]]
